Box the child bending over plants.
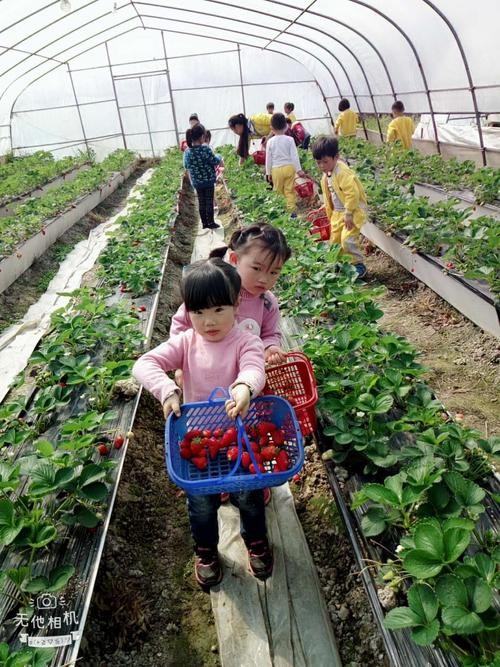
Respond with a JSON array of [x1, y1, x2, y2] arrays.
[[312, 135, 368, 278], [171, 223, 293, 506], [133, 258, 272, 588]]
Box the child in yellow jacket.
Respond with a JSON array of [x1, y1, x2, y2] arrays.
[[312, 136, 367, 278], [334, 98, 358, 137], [386, 100, 415, 149]]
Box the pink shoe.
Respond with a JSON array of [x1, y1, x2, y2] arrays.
[[263, 488, 272, 506], [220, 492, 230, 503]]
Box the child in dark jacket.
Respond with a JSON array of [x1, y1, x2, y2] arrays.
[[183, 123, 222, 229]]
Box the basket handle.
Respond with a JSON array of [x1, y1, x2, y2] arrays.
[[236, 417, 265, 479]]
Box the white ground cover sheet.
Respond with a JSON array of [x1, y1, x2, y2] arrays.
[[0, 169, 155, 403]]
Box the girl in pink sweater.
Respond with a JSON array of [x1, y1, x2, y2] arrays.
[[133, 258, 272, 588], [171, 223, 291, 365]]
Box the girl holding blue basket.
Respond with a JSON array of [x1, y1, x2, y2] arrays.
[[133, 258, 273, 588]]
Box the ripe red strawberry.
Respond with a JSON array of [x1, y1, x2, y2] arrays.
[[186, 429, 203, 440], [97, 444, 110, 456], [202, 429, 212, 438], [180, 447, 192, 460], [114, 435, 125, 449], [246, 425, 258, 439], [254, 453, 264, 465], [276, 450, 289, 471], [240, 452, 251, 469], [213, 428, 224, 438], [292, 474, 301, 483], [249, 441, 260, 453], [258, 436, 269, 448], [191, 456, 207, 470], [190, 439, 205, 456], [221, 427, 237, 447], [249, 463, 266, 474], [257, 421, 277, 437], [261, 445, 277, 461], [272, 429, 285, 446], [445, 261, 455, 269], [227, 446, 239, 462]]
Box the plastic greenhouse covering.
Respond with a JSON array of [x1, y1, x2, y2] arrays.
[[0, 1, 499, 161]]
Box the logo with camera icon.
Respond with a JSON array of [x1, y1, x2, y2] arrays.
[[36, 594, 58, 610]]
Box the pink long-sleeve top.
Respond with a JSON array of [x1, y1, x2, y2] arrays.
[[170, 288, 281, 349], [132, 325, 266, 406]]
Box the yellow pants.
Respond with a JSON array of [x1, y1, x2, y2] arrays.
[[271, 164, 296, 210], [330, 210, 365, 264]]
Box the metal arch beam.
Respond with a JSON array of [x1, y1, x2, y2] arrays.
[[134, 2, 345, 99], [193, 0, 396, 99], [1, 0, 395, 125], [142, 12, 360, 128], [0, 44, 65, 65], [0, 2, 340, 118], [419, 0, 486, 165], [283, 23, 384, 139], [0, 3, 134, 91], [7, 24, 334, 151], [144, 22, 340, 121]]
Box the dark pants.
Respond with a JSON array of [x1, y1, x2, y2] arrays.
[[187, 490, 267, 551], [195, 184, 215, 227]]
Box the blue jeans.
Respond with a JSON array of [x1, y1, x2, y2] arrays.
[[187, 490, 267, 551]]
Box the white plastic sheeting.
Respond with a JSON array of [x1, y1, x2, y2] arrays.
[[0, 168, 155, 403], [0, 1, 499, 158]]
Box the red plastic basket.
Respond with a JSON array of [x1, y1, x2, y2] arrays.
[[252, 150, 266, 165], [263, 352, 318, 436], [295, 177, 315, 198], [307, 207, 330, 241]]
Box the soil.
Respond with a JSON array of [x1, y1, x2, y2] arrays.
[[364, 244, 500, 436], [80, 175, 220, 667], [0, 161, 153, 335]]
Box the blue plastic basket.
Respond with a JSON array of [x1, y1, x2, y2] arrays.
[[164, 387, 304, 495]]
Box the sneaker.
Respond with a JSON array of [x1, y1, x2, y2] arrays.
[[263, 488, 272, 506], [354, 263, 367, 279], [290, 211, 298, 219], [220, 492, 230, 503], [247, 537, 273, 580], [205, 222, 221, 229], [194, 548, 223, 588]]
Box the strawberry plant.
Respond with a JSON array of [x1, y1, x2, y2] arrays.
[[221, 143, 499, 666]]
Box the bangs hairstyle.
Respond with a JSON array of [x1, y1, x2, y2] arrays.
[[311, 136, 339, 160], [182, 258, 241, 312], [209, 223, 291, 266]]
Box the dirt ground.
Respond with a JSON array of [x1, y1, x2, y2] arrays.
[[364, 245, 500, 436], [0, 162, 152, 335]]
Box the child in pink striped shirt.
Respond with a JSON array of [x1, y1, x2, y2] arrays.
[[133, 258, 273, 588]]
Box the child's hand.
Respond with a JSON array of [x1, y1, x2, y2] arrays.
[[225, 384, 251, 419], [297, 170, 306, 178], [163, 392, 181, 419], [265, 345, 288, 365], [344, 213, 354, 231]]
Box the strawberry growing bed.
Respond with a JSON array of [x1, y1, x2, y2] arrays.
[[0, 150, 182, 665], [220, 145, 499, 667], [0, 151, 91, 211]]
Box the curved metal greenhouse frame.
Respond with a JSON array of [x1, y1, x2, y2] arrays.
[[0, 0, 499, 165]]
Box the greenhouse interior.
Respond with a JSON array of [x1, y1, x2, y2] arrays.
[[0, 2, 499, 666]]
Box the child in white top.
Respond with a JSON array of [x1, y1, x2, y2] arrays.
[[265, 113, 305, 211]]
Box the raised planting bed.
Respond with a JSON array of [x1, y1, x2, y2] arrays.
[[413, 182, 500, 221], [0, 152, 91, 211], [0, 162, 92, 218], [0, 151, 182, 666], [0, 158, 138, 294], [219, 144, 500, 667], [360, 220, 500, 338]]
